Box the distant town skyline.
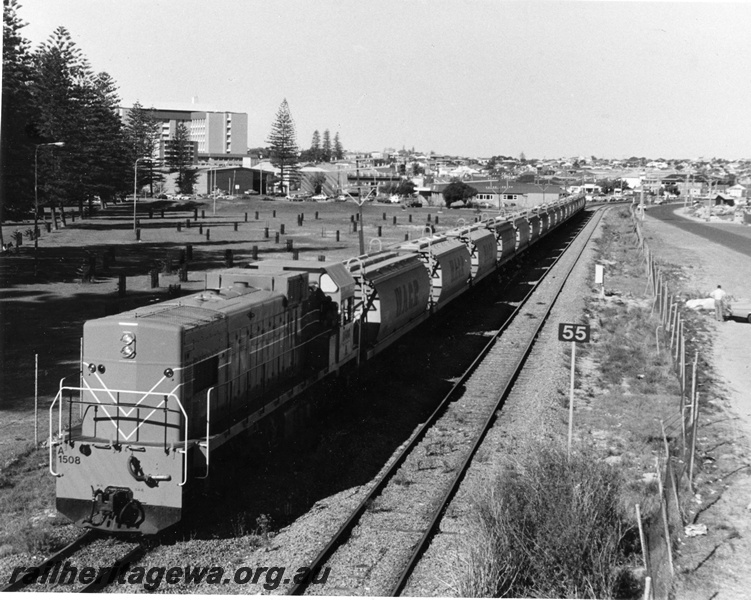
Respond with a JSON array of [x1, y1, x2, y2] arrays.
[[16, 0, 751, 160]]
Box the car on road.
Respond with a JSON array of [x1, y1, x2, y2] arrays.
[[726, 299, 751, 323]]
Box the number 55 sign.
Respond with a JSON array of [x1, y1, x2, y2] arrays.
[[558, 322, 590, 458], [558, 323, 590, 343]]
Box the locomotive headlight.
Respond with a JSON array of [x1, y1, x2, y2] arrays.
[[88, 364, 96, 373], [120, 331, 136, 359]]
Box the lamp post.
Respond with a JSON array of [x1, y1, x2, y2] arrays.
[[34, 141, 65, 275], [134, 157, 151, 232]]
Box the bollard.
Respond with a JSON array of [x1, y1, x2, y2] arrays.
[[318, 255, 326, 262], [409, 214, 412, 222], [272, 210, 276, 218], [194, 208, 198, 221], [201, 209, 205, 219], [161, 209, 165, 218], [186, 219, 191, 228], [264, 227, 269, 238], [280, 224, 285, 235], [71, 214, 75, 223], [199, 223, 203, 235], [300, 213, 304, 223], [292, 250, 299, 260], [254, 211, 259, 220], [234, 222, 238, 231], [179, 249, 186, 264], [297, 215, 302, 227], [118, 273, 126, 297], [179, 263, 188, 282], [224, 249, 233, 267], [15, 231, 22, 246], [393, 216, 397, 225], [186, 244, 193, 260], [355, 212, 359, 221], [315, 211, 319, 220], [177, 222, 182, 232], [206, 228, 210, 241], [275, 232, 280, 243], [351, 215, 355, 223], [45, 222, 51, 233], [435, 216, 439, 225], [150, 268, 159, 289], [377, 226, 382, 237], [149, 209, 153, 219], [252, 245, 258, 260], [383, 212, 386, 220], [135, 218, 140, 228], [136, 228, 141, 241], [336, 230, 340, 242], [352, 222, 358, 233], [427, 214, 432, 222], [245, 212, 249, 222], [404, 233, 409, 241], [286, 239, 294, 251]]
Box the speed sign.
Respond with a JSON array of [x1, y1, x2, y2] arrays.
[[558, 322, 591, 343]]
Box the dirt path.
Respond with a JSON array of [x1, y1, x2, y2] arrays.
[[643, 208, 751, 600]]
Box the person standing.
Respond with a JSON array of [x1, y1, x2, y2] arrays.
[[710, 285, 727, 321]]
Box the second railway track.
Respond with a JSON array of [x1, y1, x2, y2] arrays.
[[289, 207, 605, 596]]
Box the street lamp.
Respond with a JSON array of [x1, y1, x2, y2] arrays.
[[34, 141, 65, 275], [134, 157, 151, 232]]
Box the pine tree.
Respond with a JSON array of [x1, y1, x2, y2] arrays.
[[1, 0, 36, 234], [266, 99, 299, 194], [166, 122, 197, 194], [321, 129, 332, 163], [310, 130, 321, 163], [124, 101, 162, 195], [333, 132, 344, 161]]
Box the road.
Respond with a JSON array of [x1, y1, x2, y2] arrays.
[[647, 203, 751, 256]]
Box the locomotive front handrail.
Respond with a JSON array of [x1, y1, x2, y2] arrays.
[[50, 385, 190, 487]]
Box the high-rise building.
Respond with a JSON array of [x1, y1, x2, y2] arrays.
[[118, 106, 248, 162]]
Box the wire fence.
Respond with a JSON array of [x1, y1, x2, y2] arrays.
[[631, 205, 705, 599]]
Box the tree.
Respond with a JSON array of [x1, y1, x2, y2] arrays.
[[1, 0, 37, 234], [333, 132, 344, 160], [166, 122, 197, 194], [310, 172, 326, 195], [309, 130, 321, 162], [266, 99, 299, 194], [321, 129, 332, 163], [396, 179, 416, 197], [123, 101, 162, 195], [442, 181, 478, 207]]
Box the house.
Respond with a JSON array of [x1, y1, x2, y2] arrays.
[[727, 184, 747, 200], [427, 180, 565, 208]]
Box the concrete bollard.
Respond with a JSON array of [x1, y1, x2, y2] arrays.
[[234, 222, 238, 232], [199, 223, 203, 235], [377, 226, 382, 237], [161, 209, 165, 218], [409, 214, 412, 222], [280, 224, 285, 235], [264, 227, 269, 238], [315, 211, 319, 220], [201, 209, 205, 219], [318, 254, 326, 262], [336, 230, 340, 242], [150, 268, 159, 289], [118, 273, 126, 297], [193, 208, 198, 221], [224, 249, 233, 267], [292, 250, 299, 260], [179, 263, 188, 282], [186, 219, 191, 228], [393, 216, 397, 225], [286, 239, 294, 251], [275, 232, 280, 243], [427, 214, 432, 222], [186, 244, 193, 260], [404, 233, 409, 241], [352, 222, 358, 233], [149, 209, 153, 219], [252, 245, 258, 260], [435, 216, 439, 224], [136, 228, 141, 241], [272, 210, 276, 218], [383, 212, 386, 220], [205, 228, 210, 241]]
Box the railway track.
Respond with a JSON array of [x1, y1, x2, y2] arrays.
[[288, 207, 605, 596], [2, 530, 148, 593]]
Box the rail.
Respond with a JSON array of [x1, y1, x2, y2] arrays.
[[49, 385, 189, 486], [289, 205, 599, 595]]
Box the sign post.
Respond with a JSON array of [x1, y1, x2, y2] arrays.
[[558, 323, 591, 458]]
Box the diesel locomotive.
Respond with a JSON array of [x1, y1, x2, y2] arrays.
[[49, 196, 585, 534]]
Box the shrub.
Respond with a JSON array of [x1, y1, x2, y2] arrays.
[[455, 443, 632, 598]]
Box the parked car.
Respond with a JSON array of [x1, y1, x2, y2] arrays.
[[310, 194, 328, 201], [726, 299, 751, 323]]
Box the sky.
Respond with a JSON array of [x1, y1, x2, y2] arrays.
[[14, 0, 751, 160]]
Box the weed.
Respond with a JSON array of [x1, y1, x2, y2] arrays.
[[454, 442, 633, 598]]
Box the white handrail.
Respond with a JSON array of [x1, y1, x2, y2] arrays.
[[50, 385, 190, 486]]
